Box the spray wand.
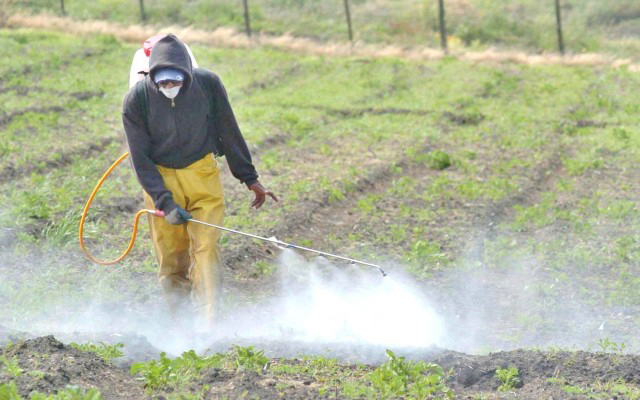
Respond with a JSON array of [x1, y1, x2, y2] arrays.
[[79, 153, 387, 276]]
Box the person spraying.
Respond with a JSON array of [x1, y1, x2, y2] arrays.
[[121, 34, 278, 326]]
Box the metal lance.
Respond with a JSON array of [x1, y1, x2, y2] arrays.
[[150, 211, 387, 277]]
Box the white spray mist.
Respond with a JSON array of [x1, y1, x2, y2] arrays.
[[1, 246, 445, 360]]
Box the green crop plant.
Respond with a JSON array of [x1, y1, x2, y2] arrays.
[[70, 342, 124, 363], [0, 381, 20, 400], [367, 350, 453, 399], [563, 153, 604, 176], [495, 366, 521, 391], [596, 338, 626, 354], [30, 386, 103, 400], [593, 378, 640, 399], [405, 240, 449, 277], [456, 179, 483, 200], [250, 260, 275, 277], [131, 350, 225, 393], [0, 355, 23, 377], [269, 355, 343, 380], [356, 194, 380, 214], [232, 345, 269, 372], [16, 189, 52, 220], [327, 187, 346, 203], [511, 193, 556, 232]]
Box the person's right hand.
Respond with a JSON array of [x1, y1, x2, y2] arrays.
[[165, 206, 192, 225]]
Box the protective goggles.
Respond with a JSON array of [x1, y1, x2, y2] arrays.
[[157, 79, 183, 86]]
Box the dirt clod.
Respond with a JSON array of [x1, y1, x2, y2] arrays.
[[0, 336, 145, 399]]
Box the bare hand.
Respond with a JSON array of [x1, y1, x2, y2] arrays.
[[248, 181, 278, 209]]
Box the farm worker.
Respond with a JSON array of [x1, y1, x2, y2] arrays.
[[121, 34, 278, 326]]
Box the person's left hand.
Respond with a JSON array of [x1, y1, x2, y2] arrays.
[[248, 181, 278, 209]]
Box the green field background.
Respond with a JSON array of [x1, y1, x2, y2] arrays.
[[10, 0, 640, 57]]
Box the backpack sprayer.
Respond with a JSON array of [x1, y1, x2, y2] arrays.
[[78, 152, 387, 277]]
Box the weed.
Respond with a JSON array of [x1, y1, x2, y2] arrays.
[[495, 366, 521, 391], [425, 150, 452, 170], [70, 342, 124, 362], [41, 210, 80, 246]]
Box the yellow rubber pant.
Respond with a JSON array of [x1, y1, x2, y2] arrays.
[[143, 154, 224, 325]]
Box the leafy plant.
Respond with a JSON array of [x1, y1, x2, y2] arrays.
[[70, 342, 124, 362], [328, 187, 346, 203], [368, 350, 453, 399], [356, 194, 380, 214], [0, 382, 102, 400], [0, 381, 20, 400], [425, 150, 452, 170], [233, 345, 269, 372], [405, 240, 449, 275], [496, 366, 521, 391], [596, 338, 626, 354], [130, 351, 224, 393], [250, 260, 275, 277], [0, 355, 23, 377], [30, 386, 103, 400]]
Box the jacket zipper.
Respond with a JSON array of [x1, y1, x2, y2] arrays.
[[171, 97, 180, 163]]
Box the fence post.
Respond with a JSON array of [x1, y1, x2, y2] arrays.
[[554, 0, 565, 54], [242, 0, 252, 37], [60, 0, 65, 15], [139, 0, 147, 22], [343, 0, 353, 42], [438, 0, 448, 53]]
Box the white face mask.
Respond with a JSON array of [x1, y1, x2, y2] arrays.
[[159, 86, 181, 99]]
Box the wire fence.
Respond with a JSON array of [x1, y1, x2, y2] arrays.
[[14, 0, 640, 55]]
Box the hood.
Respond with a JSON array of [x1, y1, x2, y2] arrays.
[[149, 34, 193, 91]]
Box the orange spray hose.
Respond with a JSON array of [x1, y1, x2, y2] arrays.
[[78, 152, 163, 265]]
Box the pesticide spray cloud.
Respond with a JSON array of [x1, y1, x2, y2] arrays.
[[217, 249, 444, 349], [0, 245, 445, 361]]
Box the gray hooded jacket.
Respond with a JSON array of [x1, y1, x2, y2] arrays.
[[122, 34, 258, 213]]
